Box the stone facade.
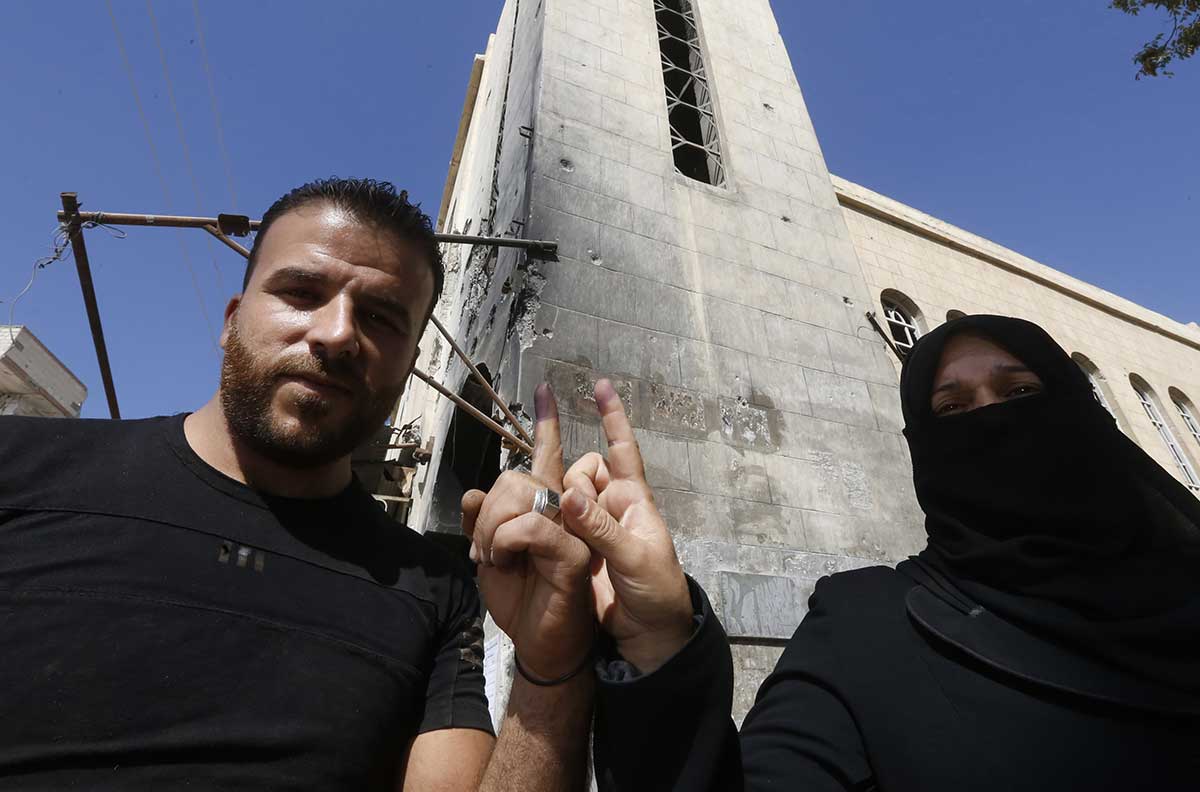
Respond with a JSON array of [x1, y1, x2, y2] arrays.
[[393, 0, 1200, 727], [840, 177, 1200, 495]]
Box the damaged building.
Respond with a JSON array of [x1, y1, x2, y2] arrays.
[[1, 326, 87, 418], [386, 0, 1200, 723]]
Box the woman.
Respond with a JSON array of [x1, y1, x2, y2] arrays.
[[587, 315, 1200, 791]]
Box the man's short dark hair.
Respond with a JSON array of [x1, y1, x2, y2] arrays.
[[245, 178, 444, 313]]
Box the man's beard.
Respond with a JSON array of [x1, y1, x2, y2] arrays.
[[219, 322, 397, 470]]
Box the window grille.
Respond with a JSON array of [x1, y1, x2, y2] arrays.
[[1174, 396, 1200, 447], [1134, 383, 1200, 493], [1071, 353, 1127, 431], [654, 0, 725, 186], [882, 299, 920, 355], [1082, 369, 1115, 415]]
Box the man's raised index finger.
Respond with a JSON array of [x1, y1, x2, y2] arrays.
[[594, 379, 645, 482], [530, 382, 565, 486]]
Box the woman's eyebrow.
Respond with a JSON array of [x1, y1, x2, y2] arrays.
[[932, 380, 960, 396], [995, 364, 1035, 374]]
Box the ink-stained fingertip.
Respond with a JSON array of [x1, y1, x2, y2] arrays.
[[535, 382, 555, 421], [594, 378, 618, 407]]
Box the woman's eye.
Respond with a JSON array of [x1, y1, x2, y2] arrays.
[[284, 289, 317, 302], [935, 402, 962, 416], [1008, 384, 1041, 398]]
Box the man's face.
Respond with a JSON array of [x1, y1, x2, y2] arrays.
[[219, 202, 434, 469]]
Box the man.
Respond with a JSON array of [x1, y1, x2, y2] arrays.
[[0, 178, 594, 790]]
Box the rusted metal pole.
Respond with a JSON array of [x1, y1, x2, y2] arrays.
[[55, 209, 261, 232], [428, 315, 533, 446], [412, 367, 534, 457], [435, 232, 557, 255], [203, 224, 251, 258], [60, 193, 121, 419], [55, 210, 558, 254], [364, 442, 422, 451]]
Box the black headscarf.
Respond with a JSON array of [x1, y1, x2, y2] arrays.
[[901, 314, 1200, 693]]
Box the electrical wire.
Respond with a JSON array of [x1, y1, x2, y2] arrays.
[[106, 0, 219, 353], [106, 1, 171, 206], [6, 221, 127, 339], [191, 0, 239, 213], [146, 0, 225, 293]]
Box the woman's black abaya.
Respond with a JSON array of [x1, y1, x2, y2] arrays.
[[900, 315, 1200, 693]]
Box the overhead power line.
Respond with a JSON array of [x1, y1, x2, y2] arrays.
[[145, 0, 225, 292], [191, 0, 239, 213], [105, 0, 219, 352], [106, 0, 171, 206]]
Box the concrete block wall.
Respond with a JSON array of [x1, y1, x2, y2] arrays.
[[520, 0, 924, 718], [408, 0, 928, 721]]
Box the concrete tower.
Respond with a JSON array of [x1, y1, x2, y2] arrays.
[[396, 0, 926, 722]]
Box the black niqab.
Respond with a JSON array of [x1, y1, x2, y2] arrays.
[[901, 315, 1200, 692]]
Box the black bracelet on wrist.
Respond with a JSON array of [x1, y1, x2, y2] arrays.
[[514, 648, 594, 687]]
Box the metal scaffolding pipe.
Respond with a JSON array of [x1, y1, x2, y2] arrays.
[[411, 367, 534, 457], [55, 210, 558, 254], [429, 315, 533, 446], [434, 232, 557, 255], [60, 193, 121, 419], [203, 224, 251, 258], [55, 209, 260, 232]]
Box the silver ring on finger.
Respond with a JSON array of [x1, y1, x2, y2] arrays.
[[532, 487, 562, 522]]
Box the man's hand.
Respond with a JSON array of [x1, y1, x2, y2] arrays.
[[561, 379, 695, 674], [461, 384, 594, 681]]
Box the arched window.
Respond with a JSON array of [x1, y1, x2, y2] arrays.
[[1071, 353, 1123, 425], [880, 291, 923, 357], [946, 310, 967, 322], [1169, 388, 1200, 448], [1131, 376, 1200, 494]]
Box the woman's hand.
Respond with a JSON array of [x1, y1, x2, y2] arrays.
[[561, 379, 694, 674]]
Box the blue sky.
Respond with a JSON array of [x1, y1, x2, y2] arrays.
[[2, 0, 1195, 419]]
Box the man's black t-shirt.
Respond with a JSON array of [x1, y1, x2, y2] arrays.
[[0, 414, 493, 790]]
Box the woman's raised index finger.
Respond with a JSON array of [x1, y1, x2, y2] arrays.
[[530, 382, 565, 486], [594, 379, 645, 482]]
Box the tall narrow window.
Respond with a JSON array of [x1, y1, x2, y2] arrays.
[[1132, 377, 1200, 493], [1086, 370, 1114, 412], [1071, 353, 1116, 417], [1171, 389, 1200, 448], [655, 0, 725, 186]]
